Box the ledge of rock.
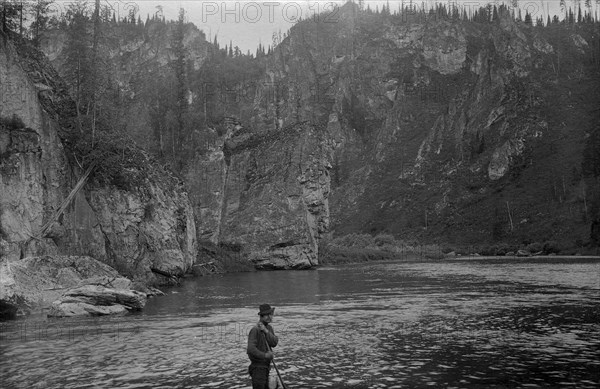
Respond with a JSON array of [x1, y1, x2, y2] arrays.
[[0, 255, 149, 318], [49, 285, 147, 317], [252, 244, 317, 270]]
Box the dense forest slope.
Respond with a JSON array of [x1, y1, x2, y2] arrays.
[[262, 4, 600, 251], [36, 2, 600, 267], [238, 4, 600, 254]]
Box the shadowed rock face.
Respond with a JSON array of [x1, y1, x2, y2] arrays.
[[0, 35, 97, 263], [189, 121, 332, 269], [86, 181, 196, 279]]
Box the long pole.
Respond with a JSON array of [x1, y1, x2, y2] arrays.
[[506, 201, 514, 231], [265, 336, 287, 389]]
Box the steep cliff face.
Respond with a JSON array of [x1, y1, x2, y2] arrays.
[[87, 176, 196, 278], [0, 34, 197, 315], [188, 120, 331, 269], [0, 34, 104, 263]]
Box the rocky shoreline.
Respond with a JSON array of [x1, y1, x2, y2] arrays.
[[0, 255, 166, 319], [0, 34, 195, 320]]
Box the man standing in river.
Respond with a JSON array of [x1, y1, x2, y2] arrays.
[[247, 304, 279, 389]]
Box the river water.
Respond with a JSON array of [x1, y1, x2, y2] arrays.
[[1, 258, 599, 388]]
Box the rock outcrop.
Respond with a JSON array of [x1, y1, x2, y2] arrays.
[[0, 255, 145, 317], [85, 175, 196, 280], [188, 121, 332, 269], [0, 34, 196, 316], [49, 284, 147, 317]]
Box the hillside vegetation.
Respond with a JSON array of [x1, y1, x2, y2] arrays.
[[3, 0, 598, 265]]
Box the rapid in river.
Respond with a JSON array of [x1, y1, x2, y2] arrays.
[[1, 258, 599, 388]]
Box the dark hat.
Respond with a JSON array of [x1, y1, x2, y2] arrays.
[[258, 304, 275, 316]]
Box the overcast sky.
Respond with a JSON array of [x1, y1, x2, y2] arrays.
[[54, 1, 590, 53]]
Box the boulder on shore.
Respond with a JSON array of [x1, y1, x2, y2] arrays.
[[49, 302, 128, 317], [0, 255, 148, 318], [49, 284, 147, 317]]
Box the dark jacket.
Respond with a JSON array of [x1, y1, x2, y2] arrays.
[[247, 323, 278, 366]]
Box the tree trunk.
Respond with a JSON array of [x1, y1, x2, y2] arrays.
[[91, 0, 100, 142]]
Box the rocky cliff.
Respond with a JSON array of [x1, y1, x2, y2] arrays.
[[227, 4, 599, 249], [0, 34, 196, 316], [39, 19, 334, 269], [187, 120, 332, 269], [35, 4, 600, 271]]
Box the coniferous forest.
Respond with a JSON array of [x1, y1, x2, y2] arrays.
[[1, 1, 599, 261]]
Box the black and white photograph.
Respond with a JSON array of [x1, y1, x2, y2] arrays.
[[0, 0, 599, 388]]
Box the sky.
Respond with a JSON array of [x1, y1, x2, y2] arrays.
[[52, 1, 593, 53]]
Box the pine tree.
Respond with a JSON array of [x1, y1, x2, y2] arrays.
[[16, 0, 25, 36], [30, 1, 54, 46], [171, 7, 187, 157], [0, 0, 21, 34], [129, 7, 136, 24], [256, 43, 262, 58], [536, 16, 543, 26], [568, 8, 574, 24], [63, 2, 91, 129], [100, 4, 111, 22], [90, 0, 100, 139]]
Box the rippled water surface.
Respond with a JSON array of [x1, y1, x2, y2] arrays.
[[1, 258, 599, 388]]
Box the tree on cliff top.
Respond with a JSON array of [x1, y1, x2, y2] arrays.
[[30, 0, 54, 46], [0, 0, 21, 34], [63, 2, 91, 123], [170, 7, 187, 168]]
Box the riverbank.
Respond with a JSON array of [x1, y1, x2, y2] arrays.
[[318, 233, 600, 266], [319, 250, 600, 267], [445, 254, 600, 261], [0, 256, 162, 320]]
